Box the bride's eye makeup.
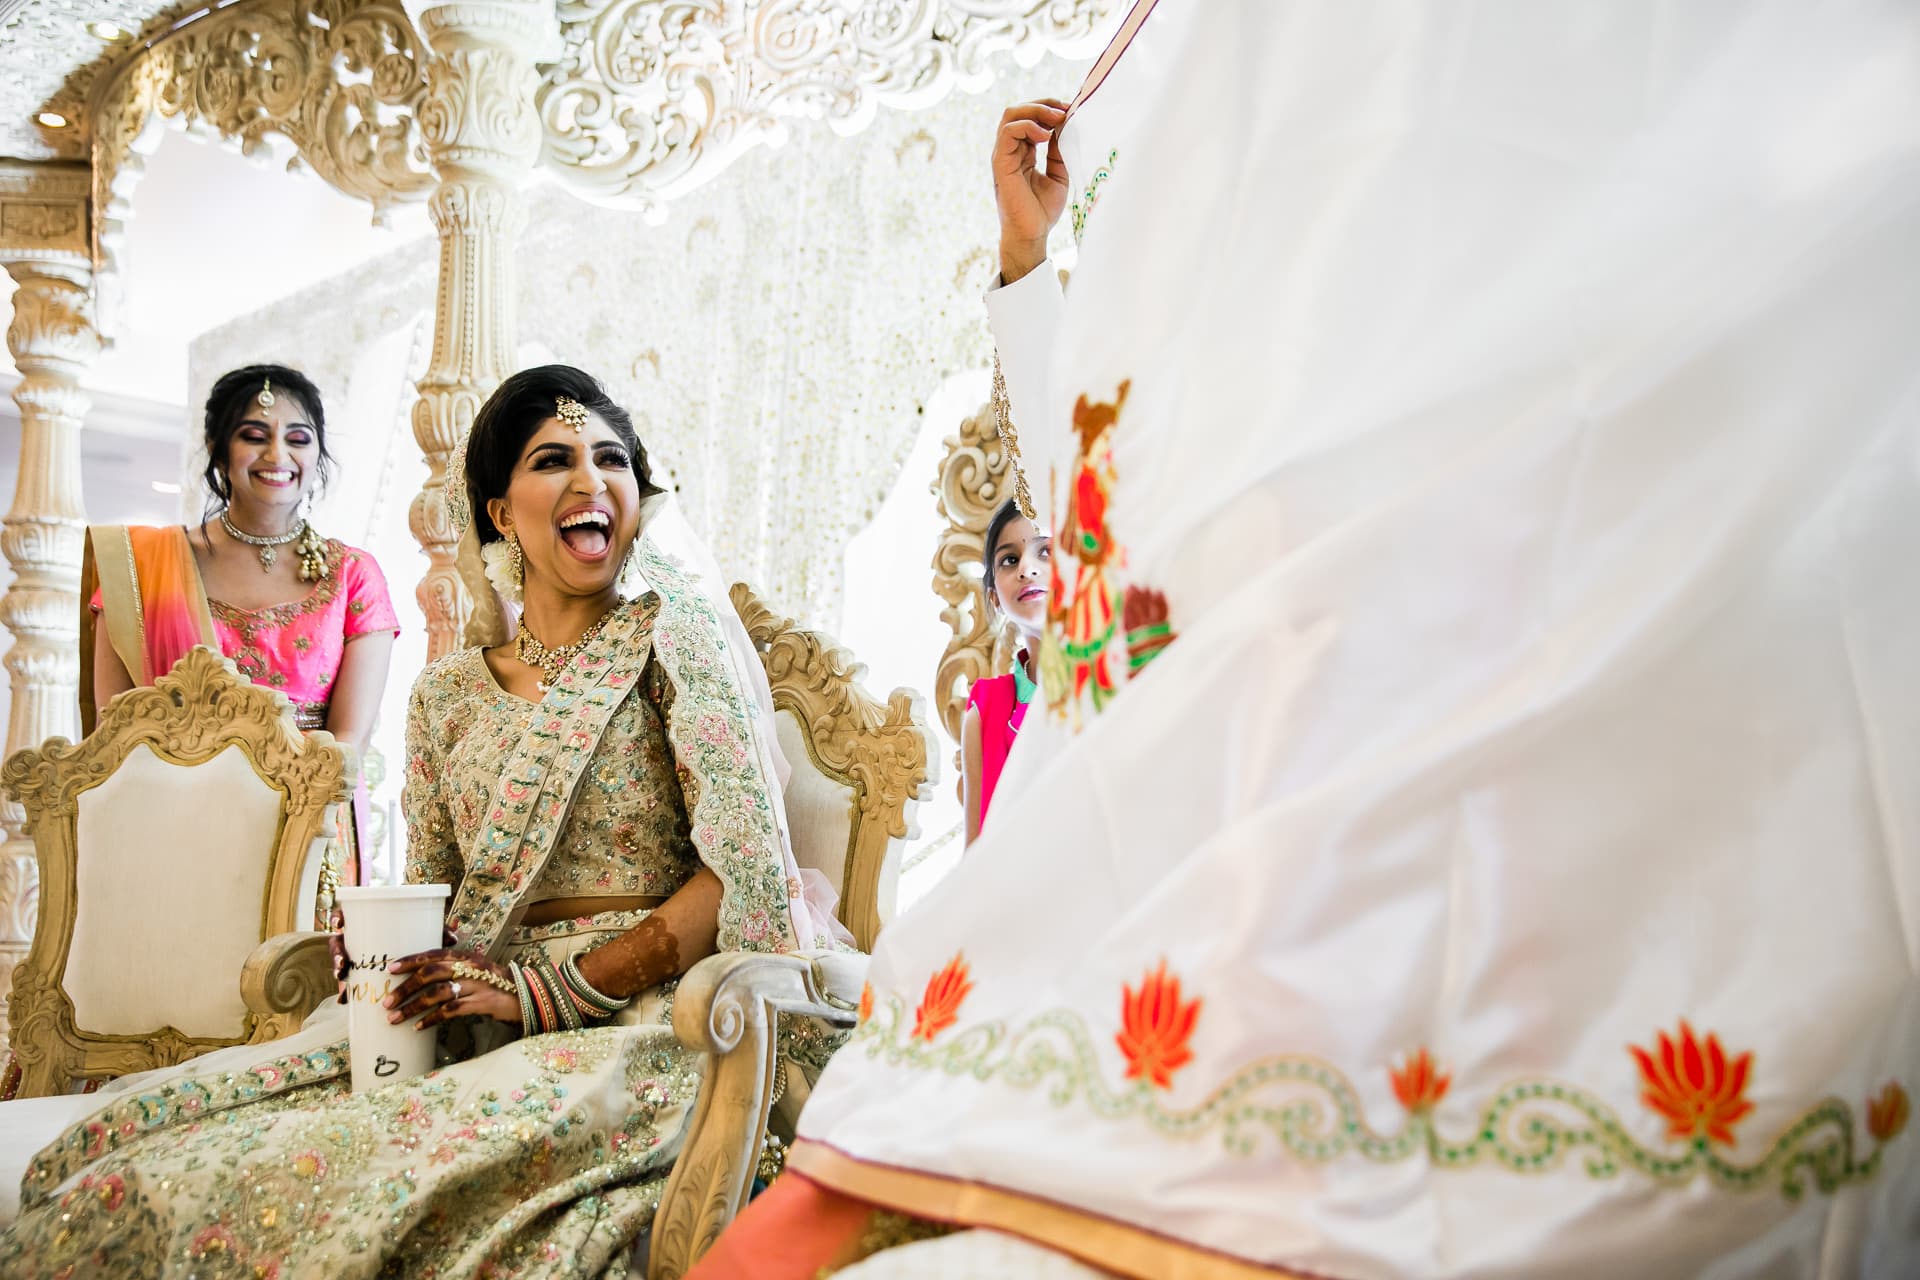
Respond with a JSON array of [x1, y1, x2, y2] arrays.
[[524, 442, 631, 471]]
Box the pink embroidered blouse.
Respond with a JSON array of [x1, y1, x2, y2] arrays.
[[92, 539, 400, 730]]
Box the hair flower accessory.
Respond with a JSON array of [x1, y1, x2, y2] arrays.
[[481, 535, 524, 605]]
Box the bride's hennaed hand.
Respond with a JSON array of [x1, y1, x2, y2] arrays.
[[386, 948, 519, 1029]]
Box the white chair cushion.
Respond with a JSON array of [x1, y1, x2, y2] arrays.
[[68, 743, 284, 1037], [775, 709, 857, 901]]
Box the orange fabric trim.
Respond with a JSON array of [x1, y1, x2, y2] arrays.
[[788, 1139, 1334, 1280], [681, 1174, 873, 1279]]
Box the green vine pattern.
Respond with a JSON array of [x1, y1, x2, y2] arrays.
[[1069, 148, 1120, 244], [851, 996, 1891, 1201]]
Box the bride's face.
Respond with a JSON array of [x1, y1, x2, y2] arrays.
[[488, 414, 643, 598]]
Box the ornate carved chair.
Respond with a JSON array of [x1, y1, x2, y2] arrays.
[[3, 647, 351, 1098], [647, 584, 936, 1280]]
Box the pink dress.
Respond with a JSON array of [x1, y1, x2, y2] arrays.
[[92, 538, 399, 731], [203, 543, 400, 729], [90, 536, 399, 883], [966, 659, 1036, 827]]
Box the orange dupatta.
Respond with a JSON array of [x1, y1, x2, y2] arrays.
[[81, 525, 218, 734]]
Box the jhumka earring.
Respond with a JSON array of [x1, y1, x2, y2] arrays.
[[555, 396, 588, 432], [257, 378, 275, 409]]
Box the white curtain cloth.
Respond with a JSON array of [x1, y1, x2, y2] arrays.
[[794, 3, 1920, 1277]]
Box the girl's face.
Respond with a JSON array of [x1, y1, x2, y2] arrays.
[[222, 397, 319, 520], [486, 414, 643, 599], [989, 515, 1051, 635]]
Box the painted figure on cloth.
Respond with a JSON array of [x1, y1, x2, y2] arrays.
[[1040, 379, 1128, 720], [0, 365, 846, 1279]]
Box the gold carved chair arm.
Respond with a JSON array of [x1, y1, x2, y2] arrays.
[[647, 949, 867, 1280], [239, 930, 334, 1040]]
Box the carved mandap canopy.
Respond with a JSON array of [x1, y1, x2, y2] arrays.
[[1, 0, 1117, 229]]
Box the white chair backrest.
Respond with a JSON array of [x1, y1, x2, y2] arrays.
[[69, 743, 289, 1037], [4, 647, 351, 1095], [731, 584, 935, 951], [773, 713, 867, 915]]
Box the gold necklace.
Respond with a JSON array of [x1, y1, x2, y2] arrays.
[[516, 606, 618, 691], [217, 515, 331, 580], [220, 513, 303, 573]]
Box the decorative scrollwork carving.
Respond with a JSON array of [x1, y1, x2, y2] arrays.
[[87, 0, 433, 330], [239, 930, 335, 1040], [729, 582, 934, 952], [1, 647, 355, 1096], [538, 0, 1118, 211], [930, 401, 1017, 747]]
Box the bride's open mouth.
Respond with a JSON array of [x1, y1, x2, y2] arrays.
[[556, 504, 614, 561]]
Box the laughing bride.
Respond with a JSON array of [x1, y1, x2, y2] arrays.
[[0, 364, 845, 1279]]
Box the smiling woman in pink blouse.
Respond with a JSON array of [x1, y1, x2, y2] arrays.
[[83, 363, 399, 874]]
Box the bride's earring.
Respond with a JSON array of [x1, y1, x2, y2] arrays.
[[481, 531, 526, 605]]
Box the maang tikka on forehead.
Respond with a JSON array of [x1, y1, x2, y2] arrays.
[[257, 378, 275, 409], [555, 396, 588, 432]]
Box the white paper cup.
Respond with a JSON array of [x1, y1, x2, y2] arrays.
[[337, 884, 452, 1093]]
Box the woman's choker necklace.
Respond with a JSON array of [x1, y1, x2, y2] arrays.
[[516, 603, 619, 692], [219, 512, 330, 579]]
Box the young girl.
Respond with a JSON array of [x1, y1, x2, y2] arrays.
[[961, 499, 1050, 843]]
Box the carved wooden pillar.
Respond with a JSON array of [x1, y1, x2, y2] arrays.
[[406, 0, 555, 657], [0, 162, 96, 1051]]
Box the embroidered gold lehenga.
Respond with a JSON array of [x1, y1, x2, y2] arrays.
[[0, 540, 842, 1279]]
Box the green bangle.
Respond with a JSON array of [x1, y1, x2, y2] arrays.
[[560, 952, 632, 1019], [522, 953, 577, 1033], [536, 953, 583, 1032], [511, 962, 537, 1037]]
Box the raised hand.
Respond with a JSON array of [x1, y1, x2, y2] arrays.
[[993, 98, 1071, 285]]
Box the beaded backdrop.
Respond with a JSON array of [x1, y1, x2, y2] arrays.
[[188, 55, 1083, 632]]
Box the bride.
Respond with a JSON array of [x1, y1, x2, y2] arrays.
[[0, 364, 845, 1278]]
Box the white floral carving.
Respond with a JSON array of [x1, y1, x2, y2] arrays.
[[0, 0, 182, 163], [85, 0, 433, 335], [538, 0, 1117, 212]]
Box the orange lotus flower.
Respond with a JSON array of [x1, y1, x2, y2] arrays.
[[911, 953, 972, 1042], [857, 983, 874, 1025], [1390, 1048, 1451, 1113], [1115, 960, 1203, 1090], [1628, 1020, 1754, 1147], [1867, 1081, 1909, 1143]]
